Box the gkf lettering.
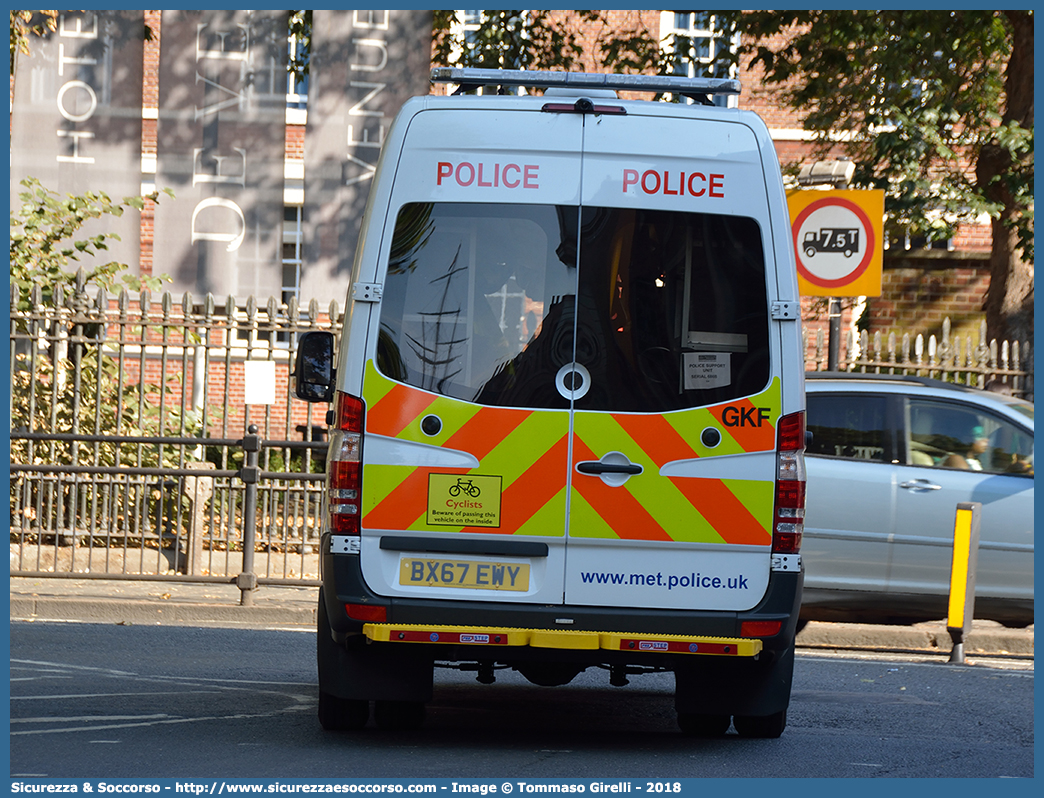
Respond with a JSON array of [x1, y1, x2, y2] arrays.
[[722, 406, 770, 427]]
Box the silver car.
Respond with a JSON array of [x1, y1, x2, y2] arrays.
[[802, 373, 1034, 627]]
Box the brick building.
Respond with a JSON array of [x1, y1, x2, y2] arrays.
[[16, 10, 999, 369]]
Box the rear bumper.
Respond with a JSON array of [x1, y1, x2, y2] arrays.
[[321, 541, 803, 660]]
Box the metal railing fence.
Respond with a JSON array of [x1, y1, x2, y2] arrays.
[[804, 318, 1032, 400], [10, 272, 339, 602], [10, 273, 1033, 598]]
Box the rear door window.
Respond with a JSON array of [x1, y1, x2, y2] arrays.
[[377, 202, 576, 408], [572, 207, 769, 411], [377, 202, 770, 411]]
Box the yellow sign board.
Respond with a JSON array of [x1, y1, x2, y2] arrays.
[[787, 189, 884, 297], [426, 474, 502, 527]]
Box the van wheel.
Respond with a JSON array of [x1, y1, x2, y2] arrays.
[[374, 700, 426, 730], [677, 712, 731, 737], [318, 691, 369, 731], [733, 709, 787, 738]]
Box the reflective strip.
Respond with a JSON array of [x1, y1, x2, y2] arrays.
[[363, 364, 569, 535], [571, 413, 771, 545], [570, 435, 676, 542], [362, 364, 780, 544], [603, 632, 760, 657], [706, 397, 778, 453], [569, 379, 781, 544], [362, 623, 763, 657], [365, 381, 438, 438], [365, 625, 525, 645]]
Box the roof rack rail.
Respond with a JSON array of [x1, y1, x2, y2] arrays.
[[805, 371, 980, 392], [430, 67, 741, 98]]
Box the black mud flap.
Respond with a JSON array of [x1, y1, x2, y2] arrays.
[[317, 590, 434, 702], [673, 643, 795, 718]]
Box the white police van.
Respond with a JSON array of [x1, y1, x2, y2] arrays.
[[294, 68, 806, 737]]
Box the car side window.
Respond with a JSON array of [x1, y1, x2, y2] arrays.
[[806, 393, 889, 462], [906, 399, 1034, 476]]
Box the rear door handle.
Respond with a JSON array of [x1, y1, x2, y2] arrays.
[[577, 462, 643, 475], [899, 479, 942, 491]]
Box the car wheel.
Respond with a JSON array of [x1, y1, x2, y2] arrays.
[[733, 709, 787, 738], [318, 691, 369, 731], [677, 712, 731, 737], [374, 700, 426, 730]]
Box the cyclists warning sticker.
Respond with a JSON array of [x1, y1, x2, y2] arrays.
[[427, 474, 503, 527], [788, 190, 884, 297]]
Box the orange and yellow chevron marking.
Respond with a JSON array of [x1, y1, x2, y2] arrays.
[[497, 433, 570, 537], [443, 406, 530, 461], [568, 399, 775, 544], [361, 364, 778, 545], [611, 412, 770, 544], [666, 477, 771, 546], [362, 366, 570, 536], [569, 436, 674, 542], [613, 413, 698, 466], [366, 381, 438, 437], [707, 397, 777, 452]]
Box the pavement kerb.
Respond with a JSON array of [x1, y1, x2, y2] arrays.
[[9, 594, 317, 628], [7, 577, 1034, 657]]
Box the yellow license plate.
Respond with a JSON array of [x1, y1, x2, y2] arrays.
[[399, 557, 530, 592]]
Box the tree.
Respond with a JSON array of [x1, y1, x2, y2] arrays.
[[10, 9, 56, 72], [738, 10, 1033, 346], [432, 10, 604, 74], [10, 10, 153, 73], [10, 177, 172, 311]]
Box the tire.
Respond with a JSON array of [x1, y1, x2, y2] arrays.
[[318, 691, 369, 731], [374, 700, 426, 730], [733, 709, 787, 738], [677, 712, 731, 738]]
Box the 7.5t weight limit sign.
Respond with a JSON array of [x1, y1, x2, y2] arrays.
[[788, 190, 884, 297]]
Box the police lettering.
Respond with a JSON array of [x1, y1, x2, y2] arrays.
[[622, 168, 724, 198], [437, 161, 539, 189], [721, 406, 770, 427]]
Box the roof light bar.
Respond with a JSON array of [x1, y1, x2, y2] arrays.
[[431, 67, 741, 97]]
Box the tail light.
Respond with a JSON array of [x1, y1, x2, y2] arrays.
[[327, 391, 364, 536], [772, 411, 806, 553]]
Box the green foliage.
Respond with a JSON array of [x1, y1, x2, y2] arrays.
[[10, 9, 57, 72], [288, 9, 311, 83], [11, 10, 153, 73], [9, 177, 174, 311], [432, 10, 603, 75], [738, 10, 1033, 265]]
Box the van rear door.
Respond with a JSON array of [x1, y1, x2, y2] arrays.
[[358, 105, 584, 605], [562, 111, 781, 611]]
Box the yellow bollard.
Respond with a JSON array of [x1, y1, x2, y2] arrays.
[[946, 502, 982, 664]]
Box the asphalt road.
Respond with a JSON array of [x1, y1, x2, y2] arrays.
[[9, 621, 1034, 779]]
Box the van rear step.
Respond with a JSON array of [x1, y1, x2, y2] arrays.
[[362, 624, 762, 657]]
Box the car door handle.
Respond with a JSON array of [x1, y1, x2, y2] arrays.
[[899, 479, 942, 491], [577, 461, 643, 475]]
